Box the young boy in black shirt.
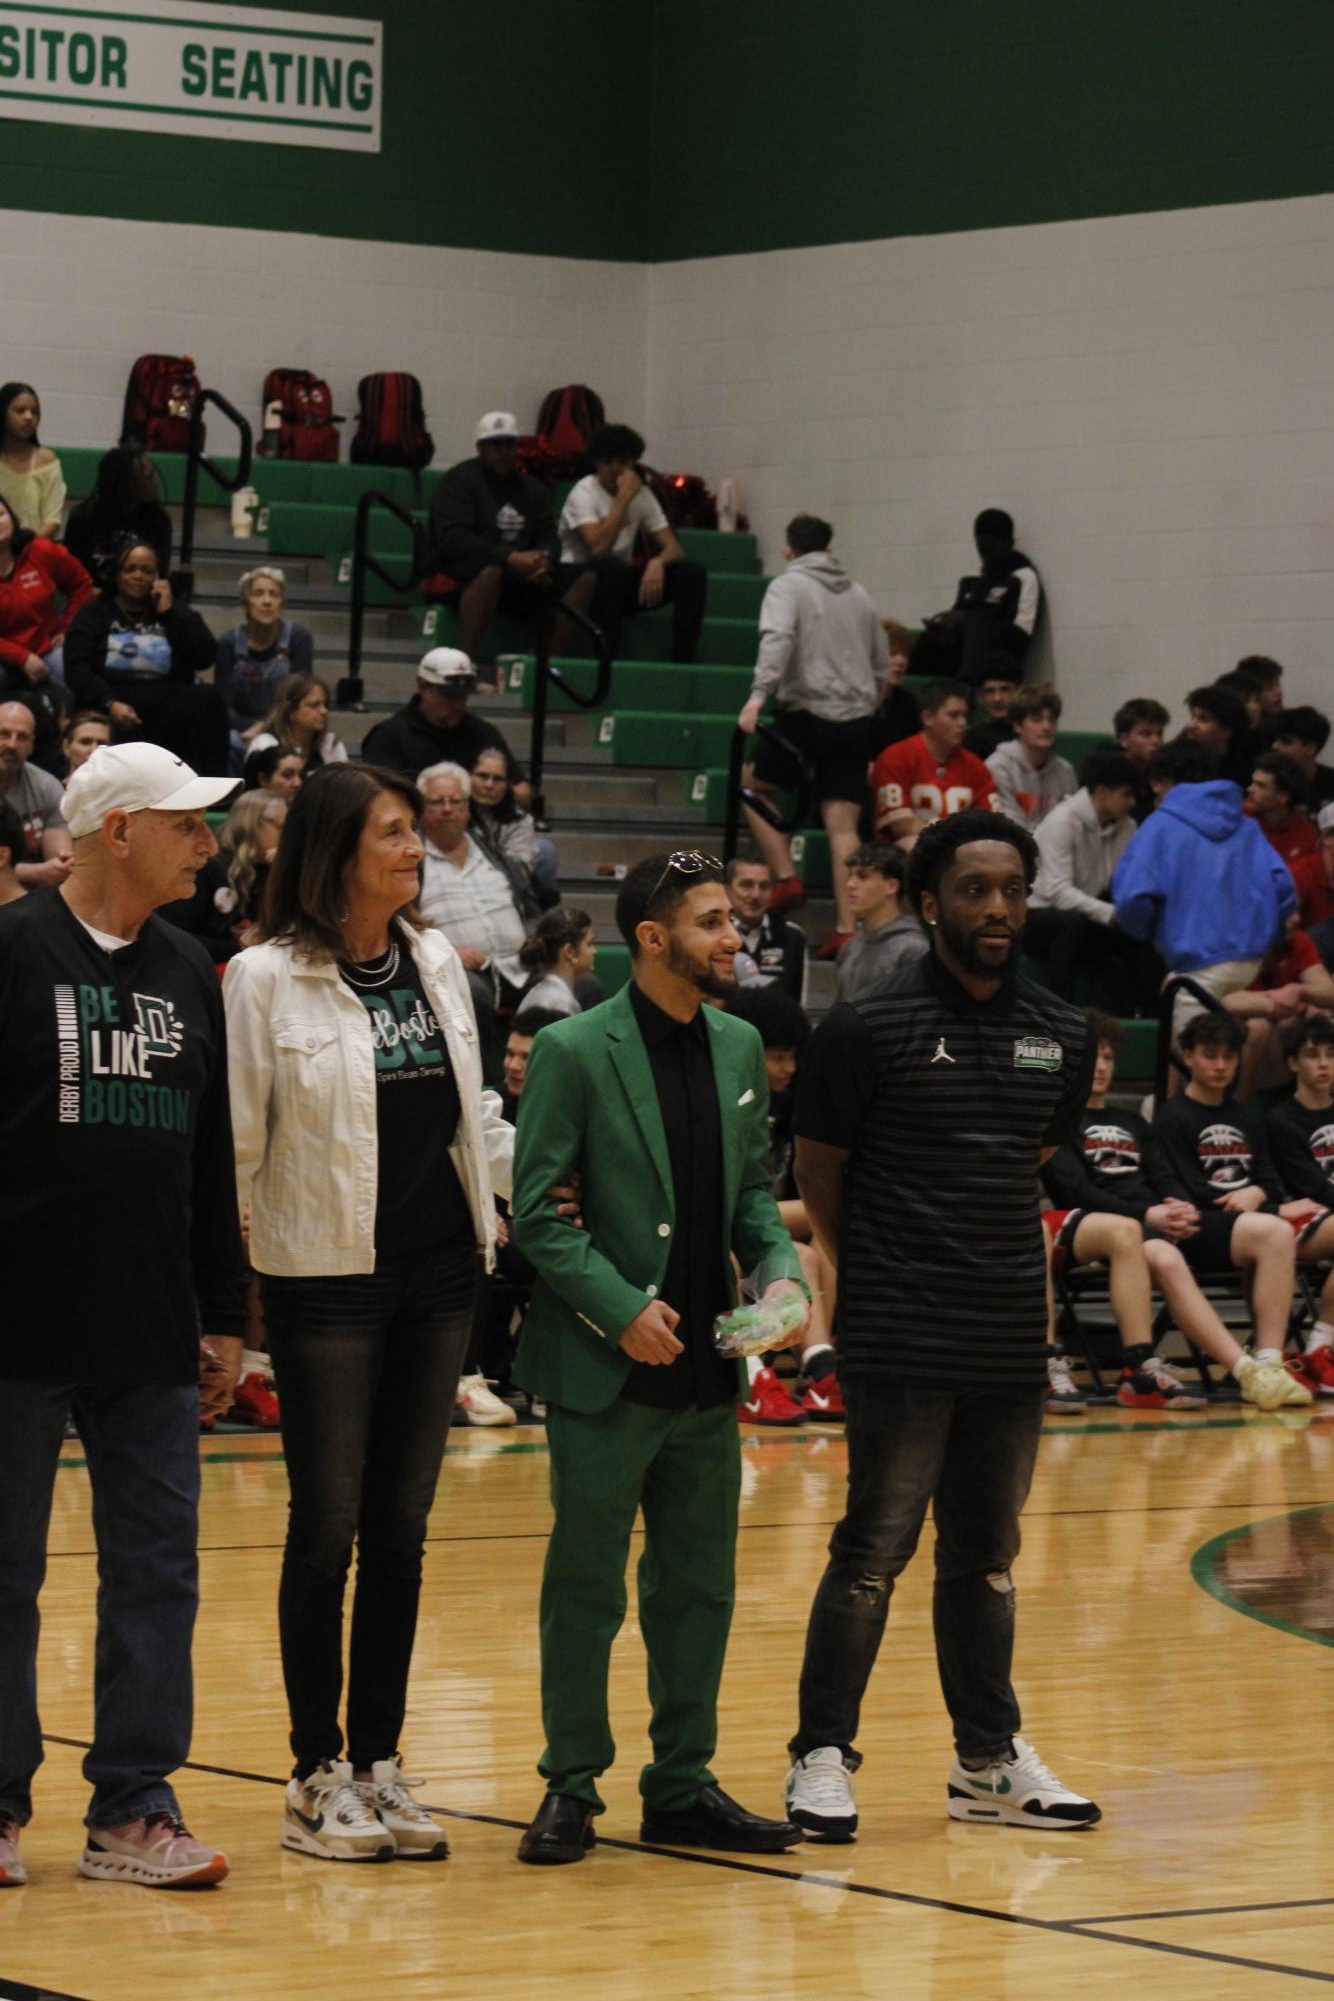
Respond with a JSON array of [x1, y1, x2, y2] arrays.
[[1150, 1011, 1301, 1377], [1267, 1014, 1334, 1393], [1042, 1013, 1303, 1410]]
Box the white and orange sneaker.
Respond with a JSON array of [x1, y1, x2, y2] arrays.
[[0, 1816, 26, 1886], [78, 1810, 228, 1886]]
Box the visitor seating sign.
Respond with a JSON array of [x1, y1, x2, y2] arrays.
[[0, 0, 382, 151]]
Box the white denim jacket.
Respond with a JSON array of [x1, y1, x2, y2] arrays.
[[223, 925, 513, 1277]]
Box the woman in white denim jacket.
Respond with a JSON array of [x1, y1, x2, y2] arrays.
[[223, 761, 513, 1866]]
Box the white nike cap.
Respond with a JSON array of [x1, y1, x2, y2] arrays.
[[475, 410, 519, 443], [64, 743, 240, 839]]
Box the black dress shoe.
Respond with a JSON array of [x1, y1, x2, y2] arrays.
[[639, 1784, 801, 1853], [516, 1793, 597, 1865]]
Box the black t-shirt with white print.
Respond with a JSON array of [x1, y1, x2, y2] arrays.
[[1266, 1096, 1334, 1207], [1150, 1092, 1281, 1207], [338, 945, 472, 1255]]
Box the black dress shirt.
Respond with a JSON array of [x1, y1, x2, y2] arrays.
[[622, 984, 735, 1409]]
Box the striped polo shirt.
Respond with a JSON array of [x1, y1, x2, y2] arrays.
[[795, 952, 1093, 1390]]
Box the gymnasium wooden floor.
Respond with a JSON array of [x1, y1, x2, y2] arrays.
[[6, 1401, 1334, 2000]]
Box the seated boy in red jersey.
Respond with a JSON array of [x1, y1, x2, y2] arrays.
[[870, 678, 995, 849]]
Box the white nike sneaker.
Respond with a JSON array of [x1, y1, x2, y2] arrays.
[[1236, 1354, 1312, 1410], [455, 1374, 517, 1426], [355, 1757, 449, 1860], [282, 1760, 394, 1862], [947, 1737, 1100, 1830], [786, 1746, 858, 1842]]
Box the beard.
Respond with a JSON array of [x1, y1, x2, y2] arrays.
[[936, 907, 1021, 977], [666, 930, 736, 1000]]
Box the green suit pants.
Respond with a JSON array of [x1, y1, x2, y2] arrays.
[[538, 1397, 741, 1814]]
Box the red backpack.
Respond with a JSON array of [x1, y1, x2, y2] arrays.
[[348, 373, 433, 471], [260, 368, 340, 462], [535, 384, 605, 459], [121, 354, 202, 453]]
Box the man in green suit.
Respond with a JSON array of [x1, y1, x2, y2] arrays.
[[511, 851, 809, 1864]]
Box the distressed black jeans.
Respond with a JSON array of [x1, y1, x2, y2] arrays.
[[790, 1380, 1044, 1765]]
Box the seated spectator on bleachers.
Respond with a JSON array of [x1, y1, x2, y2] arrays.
[[241, 741, 304, 799], [501, 1007, 566, 1120], [470, 744, 557, 908], [1290, 803, 1334, 954], [868, 620, 919, 756], [963, 668, 1019, 760], [1238, 653, 1285, 725], [0, 700, 72, 888], [1221, 916, 1334, 1097], [1026, 749, 1160, 1010], [724, 855, 808, 999], [161, 790, 284, 961], [722, 982, 841, 1425], [213, 568, 315, 759], [427, 411, 596, 668], [1266, 1015, 1334, 1392], [559, 423, 707, 664], [247, 672, 346, 777], [1245, 751, 1318, 868], [62, 445, 172, 580], [1218, 663, 1267, 734], [1111, 696, 1169, 822], [1271, 706, 1334, 811], [1112, 737, 1294, 1038], [737, 513, 887, 953], [0, 797, 27, 904], [1040, 1011, 1304, 1410], [361, 646, 512, 780], [61, 708, 110, 778], [910, 508, 1041, 688], [0, 382, 65, 539], [0, 495, 93, 700], [64, 536, 227, 774], [870, 677, 996, 848], [417, 760, 529, 1009], [835, 843, 927, 1003], [985, 684, 1076, 832], [1183, 680, 1257, 789], [515, 906, 595, 1019]]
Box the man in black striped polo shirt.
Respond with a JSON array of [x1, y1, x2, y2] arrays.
[[783, 810, 1101, 1839]]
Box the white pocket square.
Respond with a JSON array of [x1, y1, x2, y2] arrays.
[[737, 1089, 755, 1106]]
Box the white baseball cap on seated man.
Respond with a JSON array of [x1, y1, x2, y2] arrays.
[[475, 411, 519, 444], [417, 646, 477, 690], [64, 743, 240, 840]]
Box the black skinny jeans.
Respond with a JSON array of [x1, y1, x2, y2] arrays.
[[791, 1380, 1043, 1765], [262, 1244, 477, 1776]]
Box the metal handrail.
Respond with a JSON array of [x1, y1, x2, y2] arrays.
[[722, 721, 815, 862], [527, 601, 611, 824], [335, 488, 424, 709], [179, 388, 254, 581], [1154, 972, 1225, 1106]]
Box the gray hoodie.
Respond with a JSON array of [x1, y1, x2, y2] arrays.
[[835, 912, 929, 1004], [748, 551, 888, 723]]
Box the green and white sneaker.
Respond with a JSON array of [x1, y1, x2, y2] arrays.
[[947, 1737, 1100, 1830]]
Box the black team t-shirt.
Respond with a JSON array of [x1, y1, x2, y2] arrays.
[[1041, 1104, 1160, 1220], [1265, 1096, 1334, 1205], [338, 943, 473, 1255], [0, 891, 248, 1383], [795, 954, 1093, 1390], [1150, 1092, 1282, 1207]]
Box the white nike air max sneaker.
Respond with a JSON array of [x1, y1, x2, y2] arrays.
[[786, 1746, 858, 1842], [354, 1757, 449, 1860], [947, 1737, 1100, 1830], [282, 1759, 394, 1861]]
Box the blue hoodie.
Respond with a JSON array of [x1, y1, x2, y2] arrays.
[[1111, 780, 1295, 971]]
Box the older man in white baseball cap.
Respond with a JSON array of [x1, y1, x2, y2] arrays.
[[425, 408, 597, 670], [361, 643, 520, 783], [0, 741, 246, 1892]]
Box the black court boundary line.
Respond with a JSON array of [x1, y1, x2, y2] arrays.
[[1069, 1895, 1334, 1925], [0, 1978, 94, 2001], [34, 1738, 1334, 1989]]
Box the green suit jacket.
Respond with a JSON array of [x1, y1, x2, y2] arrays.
[[511, 984, 804, 1414]]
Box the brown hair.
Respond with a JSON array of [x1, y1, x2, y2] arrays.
[[258, 762, 424, 958], [1007, 683, 1062, 726], [518, 904, 592, 973], [1084, 1009, 1124, 1054], [262, 671, 332, 754]]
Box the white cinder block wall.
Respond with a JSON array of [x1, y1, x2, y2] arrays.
[[1, 209, 650, 475], [646, 194, 1334, 728]]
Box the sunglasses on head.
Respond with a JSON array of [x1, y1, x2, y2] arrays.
[[647, 849, 724, 907]]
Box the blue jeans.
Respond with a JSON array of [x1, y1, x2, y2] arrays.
[[0, 1378, 201, 1829], [261, 1245, 476, 1775], [791, 1381, 1043, 1764]]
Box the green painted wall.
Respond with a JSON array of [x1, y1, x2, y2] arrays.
[[5, 0, 1333, 261], [4, 0, 648, 261], [647, 0, 1334, 261]]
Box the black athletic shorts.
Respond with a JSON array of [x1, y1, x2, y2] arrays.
[[752, 708, 873, 806], [1160, 1210, 1239, 1271]]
